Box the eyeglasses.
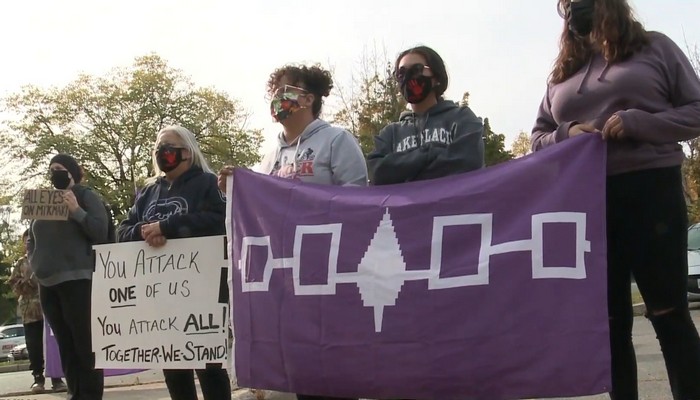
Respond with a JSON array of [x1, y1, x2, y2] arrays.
[[154, 144, 185, 154], [394, 63, 430, 82], [266, 84, 308, 102]]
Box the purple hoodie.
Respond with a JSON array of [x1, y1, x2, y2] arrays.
[[532, 31, 700, 175]]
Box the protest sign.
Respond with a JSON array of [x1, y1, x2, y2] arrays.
[[91, 236, 229, 369], [21, 189, 69, 220], [229, 134, 610, 399]]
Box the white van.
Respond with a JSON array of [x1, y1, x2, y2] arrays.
[[0, 324, 25, 361]]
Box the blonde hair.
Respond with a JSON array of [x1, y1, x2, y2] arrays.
[[151, 125, 214, 176]]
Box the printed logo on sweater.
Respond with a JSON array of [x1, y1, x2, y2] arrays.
[[272, 147, 316, 179], [395, 125, 457, 152], [144, 197, 189, 222]]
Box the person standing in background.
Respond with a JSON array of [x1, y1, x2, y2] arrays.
[[28, 153, 107, 400], [8, 229, 66, 394]]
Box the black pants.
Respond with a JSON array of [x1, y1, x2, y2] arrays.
[[607, 166, 700, 400], [40, 280, 104, 400], [296, 396, 356, 400], [24, 320, 44, 377], [163, 367, 231, 400]]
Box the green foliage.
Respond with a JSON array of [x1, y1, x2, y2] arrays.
[[483, 118, 514, 166], [334, 60, 406, 155], [2, 54, 262, 221], [0, 207, 22, 325]]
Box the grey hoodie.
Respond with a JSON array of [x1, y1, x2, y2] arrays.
[[367, 100, 485, 185], [28, 184, 108, 286], [259, 119, 368, 186]]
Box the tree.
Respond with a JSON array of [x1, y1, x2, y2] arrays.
[[333, 46, 407, 155], [0, 205, 22, 325], [511, 131, 532, 158], [460, 92, 514, 165], [683, 42, 700, 223], [483, 118, 514, 166], [1, 54, 263, 221]]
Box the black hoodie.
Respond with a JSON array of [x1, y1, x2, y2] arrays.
[[367, 100, 484, 184], [117, 166, 225, 242]]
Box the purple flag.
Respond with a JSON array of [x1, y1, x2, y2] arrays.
[[230, 134, 611, 399]]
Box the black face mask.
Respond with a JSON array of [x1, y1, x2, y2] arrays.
[[50, 170, 71, 190], [156, 145, 186, 173], [567, 0, 595, 37], [397, 63, 434, 104]]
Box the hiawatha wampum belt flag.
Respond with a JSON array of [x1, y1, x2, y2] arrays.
[[229, 134, 610, 400]]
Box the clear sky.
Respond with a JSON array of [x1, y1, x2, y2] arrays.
[[1, 0, 699, 155]]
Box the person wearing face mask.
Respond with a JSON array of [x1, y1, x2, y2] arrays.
[[366, 46, 484, 185], [218, 64, 366, 400], [27, 153, 108, 400], [531, 1, 700, 399], [219, 64, 367, 189], [117, 125, 231, 400]]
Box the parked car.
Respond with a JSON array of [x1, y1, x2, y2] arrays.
[[688, 223, 700, 302], [10, 343, 28, 361], [0, 324, 25, 361]]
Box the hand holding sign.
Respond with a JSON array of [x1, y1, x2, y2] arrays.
[[141, 222, 166, 248], [62, 190, 79, 212]]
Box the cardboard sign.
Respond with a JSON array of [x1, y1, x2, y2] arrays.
[[21, 189, 69, 220]]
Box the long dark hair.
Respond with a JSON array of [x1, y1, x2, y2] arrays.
[[395, 46, 449, 97], [551, 0, 648, 84]]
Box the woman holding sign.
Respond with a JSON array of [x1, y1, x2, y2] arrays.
[[531, 0, 700, 398], [28, 153, 107, 400], [118, 125, 231, 400]]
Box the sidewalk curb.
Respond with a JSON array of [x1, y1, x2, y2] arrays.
[[633, 302, 646, 317], [0, 362, 29, 374]]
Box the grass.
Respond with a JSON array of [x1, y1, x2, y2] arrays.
[[0, 358, 29, 366], [631, 290, 644, 305], [631, 283, 643, 304]]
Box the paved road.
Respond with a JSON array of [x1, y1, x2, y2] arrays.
[[0, 369, 163, 397], [3, 306, 700, 400]]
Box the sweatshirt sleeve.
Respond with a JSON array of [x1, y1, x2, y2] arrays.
[[617, 34, 700, 144], [117, 193, 147, 243], [531, 86, 578, 151], [417, 109, 485, 178], [367, 125, 433, 185], [70, 189, 108, 243], [159, 174, 225, 238], [330, 131, 368, 186]]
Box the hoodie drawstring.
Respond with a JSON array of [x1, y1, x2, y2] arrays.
[[577, 57, 594, 94], [291, 135, 302, 172], [577, 56, 610, 94]]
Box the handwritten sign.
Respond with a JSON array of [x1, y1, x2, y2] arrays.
[[91, 236, 229, 369], [21, 189, 69, 220]]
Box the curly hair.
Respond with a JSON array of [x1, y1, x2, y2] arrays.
[[551, 0, 649, 84], [267, 64, 334, 118]]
